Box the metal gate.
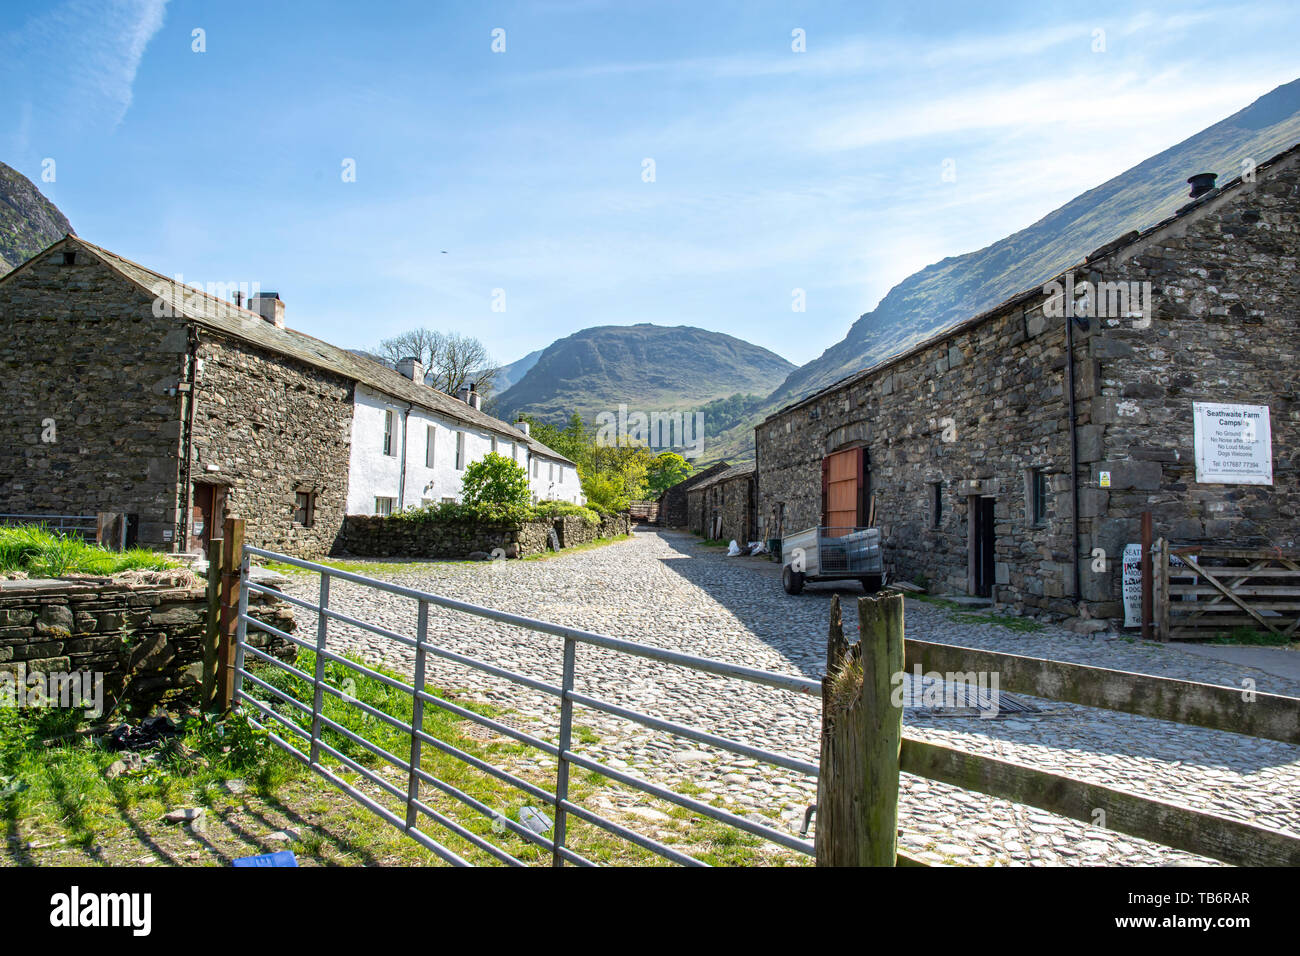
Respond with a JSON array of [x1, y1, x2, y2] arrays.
[[231, 545, 821, 866]]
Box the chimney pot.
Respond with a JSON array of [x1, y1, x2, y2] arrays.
[[1187, 172, 1217, 199], [250, 292, 285, 329]]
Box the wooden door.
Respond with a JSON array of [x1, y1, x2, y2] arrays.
[[973, 497, 996, 597], [190, 484, 227, 552], [822, 448, 861, 530]]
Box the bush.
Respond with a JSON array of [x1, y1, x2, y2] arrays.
[[459, 452, 531, 509]]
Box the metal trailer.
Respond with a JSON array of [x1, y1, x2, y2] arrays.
[[781, 526, 885, 595]]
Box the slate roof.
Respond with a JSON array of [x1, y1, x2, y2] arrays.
[[765, 141, 1300, 422], [687, 462, 755, 492], [22, 236, 575, 466]]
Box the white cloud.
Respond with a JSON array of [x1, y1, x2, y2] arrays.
[[0, 0, 168, 132]]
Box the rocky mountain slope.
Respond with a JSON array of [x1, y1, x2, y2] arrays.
[[0, 162, 73, 274], [494, 324, 794, 425], [771, 78, 1300, 406]]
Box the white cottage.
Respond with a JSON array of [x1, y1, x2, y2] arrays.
[[345, 357, 582, 515]]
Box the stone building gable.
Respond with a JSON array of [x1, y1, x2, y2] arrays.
[[1085, 149, 1300, 587], [191, 334, 354, 557], [0, 238, 188, 543], [659, 459, 730, 527], [757, 145, 1298, 621]]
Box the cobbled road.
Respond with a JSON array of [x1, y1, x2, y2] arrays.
[[279, 527, 1300, 866]]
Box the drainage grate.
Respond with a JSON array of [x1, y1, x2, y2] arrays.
[[900, 672, 1040, 718]]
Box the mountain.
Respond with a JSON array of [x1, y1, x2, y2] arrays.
[[495, 348, 543, 392], [1, 162, 74, 274], [771, 77, 1300, 405], [495, 324, 794, 427]]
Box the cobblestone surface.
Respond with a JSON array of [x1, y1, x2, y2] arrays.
[[278, 527, 1300, 866]]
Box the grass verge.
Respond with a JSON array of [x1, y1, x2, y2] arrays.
[[2, 651, 802, 867], [0, 524, 176, 578]]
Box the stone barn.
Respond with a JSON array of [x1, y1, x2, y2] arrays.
[[687, 463, 756, 543], [756, 145, 1299, 623], [0, 236, 576, 557], [659, 460, 731, 528]]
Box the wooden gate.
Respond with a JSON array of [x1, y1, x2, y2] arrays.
[[1153, 542, 1300, 641]]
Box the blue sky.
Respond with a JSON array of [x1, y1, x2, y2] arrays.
[[3, 1, 1298, 368]]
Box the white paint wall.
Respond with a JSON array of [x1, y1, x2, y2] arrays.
[[346, 384, 584, 513], [527, 453, 584, 505]]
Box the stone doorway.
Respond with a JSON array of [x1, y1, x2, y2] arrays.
[[190, 482, 227, 553], [969, 495, 996, 597]]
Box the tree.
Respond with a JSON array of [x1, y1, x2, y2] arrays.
[[460, 452, 531, 508], [646, 452, 693, 496], [375, 328, 500, 397]]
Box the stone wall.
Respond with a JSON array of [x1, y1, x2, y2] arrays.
[[337, 512, 631, 559], [756, 149, 1299, 621], [688, 473, 754, 542], [1086, 159, 1300, 612], [0, 239, 186, 546], [0, 574, 296, 714], [554, 512, 632, 548], [192, 336, 355, 557]]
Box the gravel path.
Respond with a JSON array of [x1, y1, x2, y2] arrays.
[[277, 527, 1300, 866]]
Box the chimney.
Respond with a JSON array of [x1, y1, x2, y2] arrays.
[[1187, 172, 1217, 199], [250, 292, 285, 329], [396, 356, 424, 383], [468, 383, 482, 411], [515, 420, 531, 437], [456, 386, 471, 404]]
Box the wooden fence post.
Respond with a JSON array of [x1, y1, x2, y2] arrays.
[[216, 518, 245, 712], [815, 590, 904, 866], [201, 535, 224, 712], [1140, 511, 1153, 642]]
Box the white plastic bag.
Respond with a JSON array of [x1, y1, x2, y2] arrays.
[[727, 540, 742, 556]]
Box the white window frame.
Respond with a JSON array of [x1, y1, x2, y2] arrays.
[[425, 425, 436, 468], [455, 432, 465, 470], [375, 496, 395, 516], [383, 409, 395, 457]]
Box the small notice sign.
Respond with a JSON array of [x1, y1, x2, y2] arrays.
[[1099, 471, 1111, 488], [1193, 402, 1272, 485]]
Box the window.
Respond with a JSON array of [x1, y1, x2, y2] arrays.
[[533, 458, 539, 478], [491, 436, 499, 454], [1030, 468, 1049, 526], [421, 498, 434, 508], [548, 462, 555, 482], [929, 481, 943, 530], [559, 465, 564, 485], [294, 491, 315, 527], [455, 432, 465, 470], [61, 251, 77, 266], [375, 496, 395, 516], [511, 443, 518, 461], [425, 425, 436, 468], [382, 409, 395, 456], [441, 496, 456, 505]]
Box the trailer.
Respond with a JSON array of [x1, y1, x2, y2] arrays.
[[781, 526, 884, 595]]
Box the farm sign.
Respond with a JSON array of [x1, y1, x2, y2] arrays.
[[1192, 403, 1272, 485]]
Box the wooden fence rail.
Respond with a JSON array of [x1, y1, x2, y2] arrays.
[[816, 591, 1300, 867]]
